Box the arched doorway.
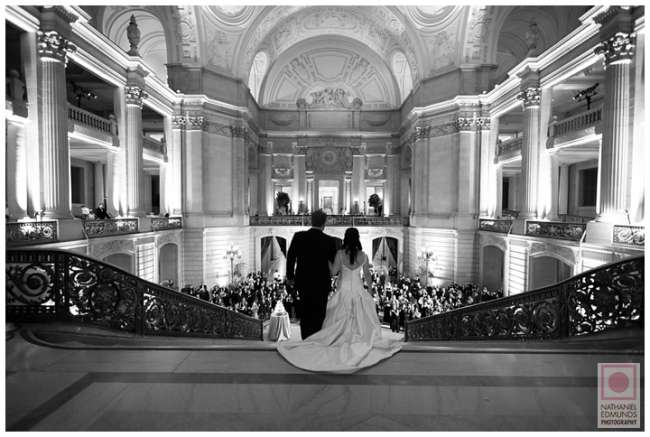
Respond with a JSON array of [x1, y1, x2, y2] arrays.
[[529, 256, 573, 290], [103, 253, 134, 274], [371, 237, 398, 275], [482, 246, 505, 292], [261, 236, 287, 280], [159, 243, 178, 288]]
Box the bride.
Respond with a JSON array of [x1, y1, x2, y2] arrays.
[[277, 227, 403, 373]]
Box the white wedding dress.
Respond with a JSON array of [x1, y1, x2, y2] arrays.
[[277, 251, 403, 373]]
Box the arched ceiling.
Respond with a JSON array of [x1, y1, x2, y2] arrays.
[[89, 6, 591, 108]]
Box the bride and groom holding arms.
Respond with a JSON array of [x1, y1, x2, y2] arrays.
[[277, 210, 402, 373]]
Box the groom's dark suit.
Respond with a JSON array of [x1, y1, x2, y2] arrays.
[[286, 228, 338, 339]]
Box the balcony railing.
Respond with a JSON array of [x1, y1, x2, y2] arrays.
[[143, 135, 166, 155], [151, 216, 182, 231], [68, 104, 113, 134], [6, 249, 263, 340], [525, 220, 586, 241], [249, 215, 406, 227], [478, 218, 512, 234], [406, 255, 643, 341], [547, 105, 602, 147], [613, 225, 645, 247], [495, 137, 522, 160], [82, 218, 139, 238], [6, 221, 58, 245]]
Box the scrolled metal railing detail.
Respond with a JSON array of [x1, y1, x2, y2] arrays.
[[406, 256, 643, 341], [6, 249, 263, 340], [248, 215, 405, 227], [613, 225, 645, 247], [526, 221, 586, 241], [7, 221, 59, 245], [82, 218, 139, 238], [479, 218, 512, 233], [151, 217, 183, 231]]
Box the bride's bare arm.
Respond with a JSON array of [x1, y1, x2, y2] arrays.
[[362, 253, 372, 289], [329, 250, 341, 276]]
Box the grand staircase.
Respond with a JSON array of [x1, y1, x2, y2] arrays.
[[6, 249, 263, 340]]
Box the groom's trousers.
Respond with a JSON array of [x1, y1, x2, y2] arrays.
[[298, 292, 328, 340]]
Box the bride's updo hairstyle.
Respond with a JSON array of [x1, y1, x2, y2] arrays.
[[342, 227, 362, 264]]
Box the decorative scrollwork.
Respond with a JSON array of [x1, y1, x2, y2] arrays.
[[6, 221, 58, 245], [82, 218, 139, 238], [6, 249, 263, 340], [526, 221, 586, 241], [151, 217, 183, 231], [406, 256, 643, 341], [479, 218, 512, 233], [595, 32, 636, 66], [517, 87, 541, 108], [613, 225, 645, 246], [37, 29, 76, 63]]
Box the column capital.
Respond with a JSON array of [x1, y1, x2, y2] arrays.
[[37, 30, 76, 64], [171, 115, 186, 130], [594, 32, 636, 66], [230, 125, 247, 138], [187, 115, 206, 131], [125, 85, 147, 107], [414, 125, 431, 140], [517, 87, 541, 109]]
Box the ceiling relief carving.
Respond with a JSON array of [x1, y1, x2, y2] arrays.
[[262, 44, 398, 109], [236, 6, 420, 85], [304, 147, 354, 174]]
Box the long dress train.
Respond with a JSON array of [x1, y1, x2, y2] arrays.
[[277, 255, 402, 373]]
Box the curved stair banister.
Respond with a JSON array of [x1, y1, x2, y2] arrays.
[[6, 249, 263, 340], [406, 256, 643, 341]]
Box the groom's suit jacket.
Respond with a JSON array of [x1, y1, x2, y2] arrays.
[[286, 228, 338, 298]]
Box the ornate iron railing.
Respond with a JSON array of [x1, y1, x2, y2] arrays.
[[68, 103, 113, 134], [496, 137, 522, 160], [6, 249, 263, 340], [613, 225, 645, 247], [249, 214, 405, 227], [6, 221, 59, 245], [406, 255, 643, 341], [479, 218, 512, 234], [151, 216, 182, 231], [526, 220, 586, 241], [82, 218, 139, 238]]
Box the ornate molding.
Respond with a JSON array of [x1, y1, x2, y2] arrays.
[[517, 87, 541, 109], [36, 30, 76, 63], [230, 125, 247, 138], [44, 6, 79, 23], [456, 116, 491, 131], [612, 225, 645, 247], [187, 115, 206, 131], [125, 86, 147, 107], [595, 32, 636, 66], [171, 115, 187, 130]]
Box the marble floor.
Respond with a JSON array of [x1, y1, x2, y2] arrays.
[[5, 326, 644, 431]]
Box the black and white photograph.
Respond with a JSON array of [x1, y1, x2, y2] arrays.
[[2, 2, 646, 432]]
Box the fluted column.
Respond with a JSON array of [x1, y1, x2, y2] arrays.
[[306, 176, 314, 214], [37, 28, 76, 218], [6, 122, 28, 219], [594, 8, 636, 222], [124, 84, 146, 216], [516, 80, 541, 219], [352, 153, 366, 213], [230, 125, 247, 217], [168, 113, 185, 215], [259, 151, 273, 215]]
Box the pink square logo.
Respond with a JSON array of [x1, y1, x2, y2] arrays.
[[599, 363, 637, 401]]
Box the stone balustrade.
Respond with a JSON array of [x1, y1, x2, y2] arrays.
[[6, 221, 58, 245], [143, 135, 166, 155], [612, 225, 645, 247], [525, 220, 586, 241], [478, 218, 513, 234], [151, 216, 182, 231], [68, 104, 113, 134], [495, 137, 522, 161], [547, 105, 602, 147], [82, 218, 139, 238]]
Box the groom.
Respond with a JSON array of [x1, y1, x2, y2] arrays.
[[286, 209, 338, 339]]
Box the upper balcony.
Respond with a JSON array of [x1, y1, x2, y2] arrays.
[[249, 215, 407, 227], [495, 136, 522, 163], [547, 104, 602, 149]]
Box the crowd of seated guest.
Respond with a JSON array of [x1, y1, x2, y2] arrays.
[[168, 268, 501, 329]]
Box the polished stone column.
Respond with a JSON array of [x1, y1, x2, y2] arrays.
[[259, 152, 273, 215], [6, 122, 28, 219], [481, 116, 499, 217], [37, 28, 76, 218], [386, 153, 400, 216], [230, 125, 247, 217], [292, 153, 306, 213], [124, 85, 146, 216], [166, 113, 183, 215], [495, 166, 503, 216], [343, 175, 352, 214], [594, 9, 636, 222], [517, 81, 541, 219], [306, 176, 314, 213], [183, 114, 204, 214], [352, 154, 366, 213], [94, 162, 105, 207], [558, 164, 569, 216]]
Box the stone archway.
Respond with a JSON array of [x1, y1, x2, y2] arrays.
[[159, 243, 179, 287], [482, 245, 505, 292], [103, 253, 134, 274], [529, 255, 573, 290]]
